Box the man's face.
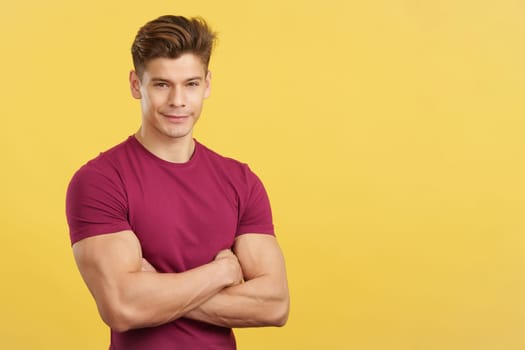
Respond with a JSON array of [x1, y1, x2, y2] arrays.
[[130, 54, 211, 142]]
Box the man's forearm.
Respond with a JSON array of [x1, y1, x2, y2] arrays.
[[184, 274, 289, 328], [74, 230, 243, 333], [108, 261, 231, 331]]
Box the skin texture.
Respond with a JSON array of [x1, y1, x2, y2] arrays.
[[72, 54, 289, 332], [130, 54, 211, 163], [184, 233, 290, 327], [73, 231, 243, 332]]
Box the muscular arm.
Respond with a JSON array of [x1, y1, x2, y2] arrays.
[[72, 230, 242, 332], [184, 234, 290, 328]]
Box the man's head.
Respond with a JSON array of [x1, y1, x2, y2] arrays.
[[131, 15, 216, 80], [130, 16, 216, 147]]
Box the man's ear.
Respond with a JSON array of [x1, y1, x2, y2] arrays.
[[129, 70, 142, 99], [204, 70, 212, 99]]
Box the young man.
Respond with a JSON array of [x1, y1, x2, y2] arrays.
[[66, 15, 289, 349]]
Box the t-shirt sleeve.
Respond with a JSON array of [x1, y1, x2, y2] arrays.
[[236, 165, 275, 237], [66, 162, 131, 245]]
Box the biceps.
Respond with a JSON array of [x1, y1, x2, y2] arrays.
[[233, 234, 287, 281], [72, 230, 143, 298]]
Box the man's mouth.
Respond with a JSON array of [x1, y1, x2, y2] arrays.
[[162, 113, 189, 121]]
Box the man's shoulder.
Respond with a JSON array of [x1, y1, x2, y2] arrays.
[[72, 136, 135, 181], [197, 141, 250, 173], [93, 135, 135, 162], [195, 141, 266, 191]]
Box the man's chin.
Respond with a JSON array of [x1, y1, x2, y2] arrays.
[[162, 128, 193, 140]]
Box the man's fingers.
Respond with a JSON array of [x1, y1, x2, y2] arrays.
[[214, 248, 235, 260]]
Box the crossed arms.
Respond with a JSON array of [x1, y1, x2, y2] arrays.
[[72, 230, 289, 332]]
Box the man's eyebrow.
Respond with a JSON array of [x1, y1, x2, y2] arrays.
[[184, 76, 204, 82], [150, 76, 203, 82]]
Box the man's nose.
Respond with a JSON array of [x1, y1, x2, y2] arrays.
[[169, 87, 185, 107]]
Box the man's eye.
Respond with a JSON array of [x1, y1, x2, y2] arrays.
[[155, 83, 168, 88], [188, 81, 200, 87]]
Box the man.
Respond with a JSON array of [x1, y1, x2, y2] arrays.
[[66, 15, 289, 349]]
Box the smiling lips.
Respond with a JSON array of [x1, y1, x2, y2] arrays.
[[162, 113, 189, 122]]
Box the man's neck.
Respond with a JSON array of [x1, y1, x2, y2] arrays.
[[134, 129, 195, 163]]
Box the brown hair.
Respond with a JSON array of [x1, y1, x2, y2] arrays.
[[131, 15, 217, 78]]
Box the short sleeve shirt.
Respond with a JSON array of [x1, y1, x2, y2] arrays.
[[66, 136, 274, 349]]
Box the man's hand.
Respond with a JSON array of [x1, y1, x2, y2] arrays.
[[213, 249, 243, 287], [140, 249, 243, 287]]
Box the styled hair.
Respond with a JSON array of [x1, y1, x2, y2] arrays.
[[131, 15, 217, 78]]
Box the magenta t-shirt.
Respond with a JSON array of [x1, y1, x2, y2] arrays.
[[66, 136, 274, 350]]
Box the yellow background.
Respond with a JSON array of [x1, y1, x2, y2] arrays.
[[2, 0, 525, 349]]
